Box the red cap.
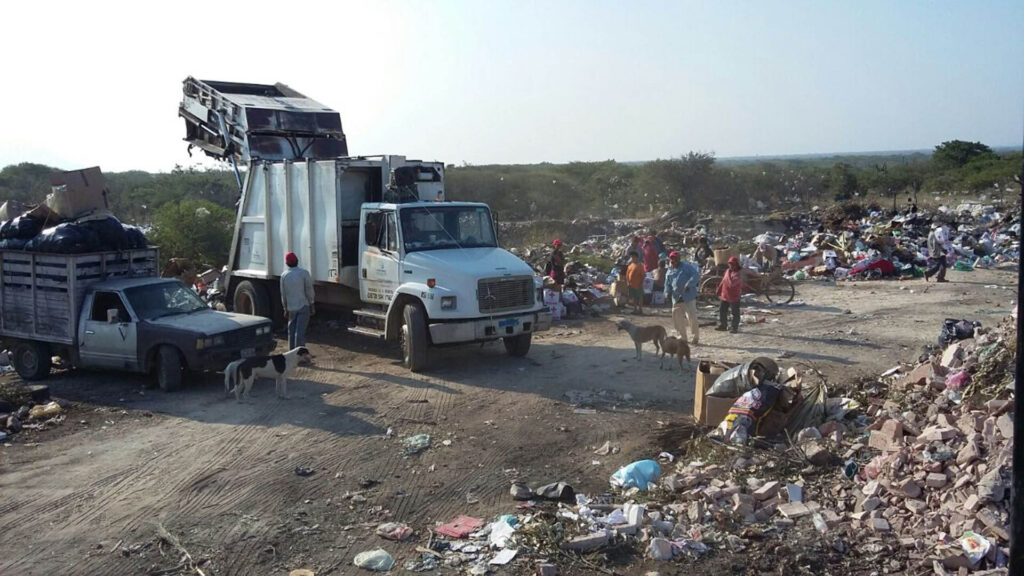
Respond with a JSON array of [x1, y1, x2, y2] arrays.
[[553, 239, 562, 247], [728, 256, 740, 265], [669, 251, 680, 260], [285, 252, 298, 267]]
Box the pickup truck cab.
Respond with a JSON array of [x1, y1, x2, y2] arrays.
[[64, 277, 273, 389]]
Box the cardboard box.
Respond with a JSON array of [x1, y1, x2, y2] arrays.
[[694, 360, 738, 425], [46, 167, 112, 220]]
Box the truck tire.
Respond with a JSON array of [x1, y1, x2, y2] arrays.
[[234, 280, 271, 318], [503, 333, 532, 357], [156, 345, 183, 392], [400, 304, 429, 372], [12, 341, 51, 381]]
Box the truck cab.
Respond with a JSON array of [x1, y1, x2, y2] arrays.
[[73, 278, 274, 389], [358, 202, 549, 369]]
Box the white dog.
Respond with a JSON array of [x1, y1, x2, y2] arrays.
[[224, 346, 313, 401]]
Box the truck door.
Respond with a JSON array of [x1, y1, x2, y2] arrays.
[[360, 210, 400, 305], [79, 291, 139, 370]]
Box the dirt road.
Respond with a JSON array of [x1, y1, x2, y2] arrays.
[[0, 268, 1016, 575]]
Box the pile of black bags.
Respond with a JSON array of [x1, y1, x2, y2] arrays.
[[0, 213, 148, 254]]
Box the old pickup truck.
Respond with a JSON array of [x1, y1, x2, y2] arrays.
[[0, 248, 273, 389]]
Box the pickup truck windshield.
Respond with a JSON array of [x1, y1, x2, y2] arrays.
[[400, 206, 497, 252], [125, 282, 208, 320]]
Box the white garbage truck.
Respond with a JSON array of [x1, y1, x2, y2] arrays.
[[179, 78, 551, 371]]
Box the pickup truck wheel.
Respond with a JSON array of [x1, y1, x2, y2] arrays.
[[503, 333, 532, 357], [400, 305, 429, 372], [234, 280, 270, 318], [156, 346, 183, 391], [12, 341, 51, 381]]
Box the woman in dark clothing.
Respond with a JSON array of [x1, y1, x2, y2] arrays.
[[547, 238, 567, 291]]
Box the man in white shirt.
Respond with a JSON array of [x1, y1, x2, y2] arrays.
[[280, 252, 315, 348]]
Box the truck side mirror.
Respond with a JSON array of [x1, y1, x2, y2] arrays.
[[107, 309, 120, 324]]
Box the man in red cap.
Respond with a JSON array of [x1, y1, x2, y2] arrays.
[[546, 239, 566, 293], [281, 251, 315, 348], [716, 256, 743, 333]]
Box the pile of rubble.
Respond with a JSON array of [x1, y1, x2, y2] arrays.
[[341, 316, 1016, 574]]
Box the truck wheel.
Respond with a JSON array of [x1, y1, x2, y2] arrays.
[[400, 305, 429, 372], [234, 280, 271, 318], [503, 333, 532, 357], [12, 341, 51, 381], [156, 346, 183, 391]]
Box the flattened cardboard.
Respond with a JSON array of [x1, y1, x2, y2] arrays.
[[694, 360, 737, 425]]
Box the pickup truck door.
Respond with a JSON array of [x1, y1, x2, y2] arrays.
[[360, 210, 400, 305], [79, 291, 139, 370]]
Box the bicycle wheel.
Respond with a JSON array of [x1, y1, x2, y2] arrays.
[[764, 278, 795, 304], [699, 276, 722, 299]]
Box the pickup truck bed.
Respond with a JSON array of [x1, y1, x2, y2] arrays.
[[0, 249, 159, 345]]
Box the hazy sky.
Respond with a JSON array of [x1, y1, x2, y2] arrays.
[[2, 1, 1021, 172]]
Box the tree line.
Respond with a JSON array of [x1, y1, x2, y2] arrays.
[[0, 140, 1018, 266]]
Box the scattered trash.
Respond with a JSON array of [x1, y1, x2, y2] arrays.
[[353, 549, 395, 571], [436, 515, 485, 539], [28, 401, 62, 420], [489, 548, 517, 565], [609, 460, 661, 491], [293, 466, 315, 477], [375, 522, 414, 541], [402, 434, 431, 455]]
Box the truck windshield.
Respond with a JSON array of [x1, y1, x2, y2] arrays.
[[125, 282, 208, 320], [400, 206, 497, 252]]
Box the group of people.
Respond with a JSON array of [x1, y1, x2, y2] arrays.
[[545, 235, 746, 346]]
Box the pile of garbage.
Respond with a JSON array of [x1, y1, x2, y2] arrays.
[[0, 397, 68, 443], [0, 167, 148, 254]]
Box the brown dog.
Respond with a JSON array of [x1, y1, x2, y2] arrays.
[[616, 319, 667, 360], [659, 336, 691, 370]]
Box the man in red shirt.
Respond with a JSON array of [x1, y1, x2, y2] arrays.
[[716, 256, 743, 333], [642, 239, 659, 273]]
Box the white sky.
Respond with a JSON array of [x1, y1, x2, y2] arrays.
[[2, 0, 1022, 172]]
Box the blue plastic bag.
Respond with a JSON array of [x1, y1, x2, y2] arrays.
[[609, 459, 661, 491]]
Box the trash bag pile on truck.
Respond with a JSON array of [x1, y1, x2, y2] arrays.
[[0, 167, 149, 254]]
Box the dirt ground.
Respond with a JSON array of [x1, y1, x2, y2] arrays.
[[0, 267, 1017, 576]]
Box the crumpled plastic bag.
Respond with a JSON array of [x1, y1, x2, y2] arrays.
[[707, 357, 779, 397], [375, 522, 413, 541], [610, 459, 661, 491], [402, 434, 431, 455], [353, 549, 395, 571]]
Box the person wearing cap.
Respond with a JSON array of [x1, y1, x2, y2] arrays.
[[716, 256, 743, 333], [281, 252, 315, 348], [751, 242, 779, 272], [546, 239, 567, 292], [664, 251, 700, 344]]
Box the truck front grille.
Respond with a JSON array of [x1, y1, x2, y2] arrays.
[[477, 276, 534, 313]]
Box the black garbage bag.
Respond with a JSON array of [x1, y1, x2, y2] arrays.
[[938, 318, 980, 347], [0, 238, 29, 250], [25, 223, 101, 253], [80, 216, 131, 250], [122, 225, 149, 249], [0, 215, 44, 240]]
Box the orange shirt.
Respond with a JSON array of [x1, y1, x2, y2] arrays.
[[626, 262, 646, 289]]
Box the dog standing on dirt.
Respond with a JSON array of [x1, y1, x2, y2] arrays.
[[224, 347, 313, 401], [659, 336, 691, 370], [616, 320, 667, 360]]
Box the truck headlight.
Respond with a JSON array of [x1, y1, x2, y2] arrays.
[[255, 325, 271, 336], [196, 337, 215, 350], [440, 296, 457, 310]]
